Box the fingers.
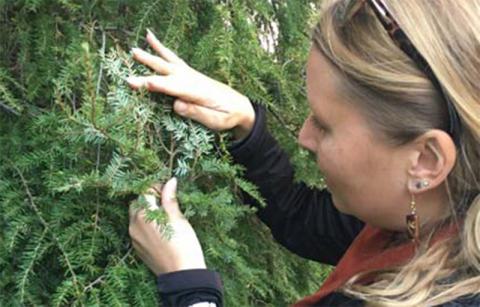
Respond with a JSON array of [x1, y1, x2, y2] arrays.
[[128, 201, 137, 224], [131, 48, 172, 75], [126, 76, 145, 90], [173, 99, 229, 130], [149, 183, 163, 197], [129, 178, 182, 223], [160, 177, 184, 221], [126, 75, 182, 97], [146, 29, 183, 64], [144, 194, 159, 211], [130, 183, 162, 220]]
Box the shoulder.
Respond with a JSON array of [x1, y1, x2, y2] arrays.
[[439, 293, 480, 306]]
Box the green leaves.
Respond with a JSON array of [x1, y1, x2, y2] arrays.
[[0, 0, 328, 306], [0, 69, 24, 115]]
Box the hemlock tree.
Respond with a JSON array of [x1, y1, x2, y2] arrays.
[[0, 0, 330, 305]]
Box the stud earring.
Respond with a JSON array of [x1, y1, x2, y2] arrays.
[[406, 193, 420, 246], [415, 179, 430, 190]]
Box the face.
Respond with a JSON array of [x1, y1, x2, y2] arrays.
[[299, 48, 411, 230]]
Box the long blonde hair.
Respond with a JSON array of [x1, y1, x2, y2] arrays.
[[312, 0, 480, 305]]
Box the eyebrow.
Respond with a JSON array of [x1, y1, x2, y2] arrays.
[[312, 111, 328, 126], [311, 113, 329, 131]]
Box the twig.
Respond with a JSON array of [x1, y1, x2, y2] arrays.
[[90, 27, 106, 155], [189, 150, 201, 182], [134, 0, 163, 42], [93, 30, 104, 166], [13, 165, 82, 298], [96, 144, 101, 170], [267, 106, 297, 139], [168, 135, 177, 174], [82, 247, 133, 294], [90, 144, 101, 263], [71, 94, 77, 112], [82, 275, 104, 293], [155, 123, 172, 154], [96, 28, 106, 97], [134, 118, 142, 152], [0, 100, 20, 116]]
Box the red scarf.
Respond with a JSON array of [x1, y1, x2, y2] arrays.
[[294, 224, 458, 306]]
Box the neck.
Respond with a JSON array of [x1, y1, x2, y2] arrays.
[[416, 185, 451, 228]]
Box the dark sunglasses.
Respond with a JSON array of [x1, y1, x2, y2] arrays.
[[343, 0, 461, 146]]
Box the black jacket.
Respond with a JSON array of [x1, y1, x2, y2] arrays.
[[157, 104, 480, 307]]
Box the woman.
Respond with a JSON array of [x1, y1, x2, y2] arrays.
[[127, 0, 480, 306]]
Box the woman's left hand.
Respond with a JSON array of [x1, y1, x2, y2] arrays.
[[128, 177, 206, 275]]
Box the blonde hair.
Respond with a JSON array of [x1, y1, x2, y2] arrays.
[[312, 0, 480, 305]]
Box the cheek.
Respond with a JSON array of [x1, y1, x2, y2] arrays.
[[315, 139, 353, 193], [314, 138, 380, 214]]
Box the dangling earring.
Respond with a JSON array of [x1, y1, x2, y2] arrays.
[[406, 179, 429, 245], [406, 193, 420, 245]]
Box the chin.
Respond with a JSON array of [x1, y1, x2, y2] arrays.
[[331, 194, 350, 214]]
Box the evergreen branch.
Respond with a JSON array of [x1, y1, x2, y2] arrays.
[[96, 28, 106, 97], [168, 134, 178, 175], [18, 229, 48, 303], [189, 150, 201, 181], [13, 165, 50, 233], [83, 275, 104, 294], [91, 141, 102, 257], [12, 165, 82, 298], [84, 44, 97, 127], [89, 188, 101, 264], [92, 30, 106, 252], [8, 223, 24, 251], [134, 0, 162, 42], [164, 0, 180, 44], [134, 118, 142, 152], [55, 97, 128, 155], [155, 123, 172, 154], [82, 247, 133, 295], [104, 26, 135, 37], [96, 144, 102, 169], [267, 106, 298, 139], [1, 1, 326, 304], [86, 23, 134, 38], [0, 100, 20, 116]]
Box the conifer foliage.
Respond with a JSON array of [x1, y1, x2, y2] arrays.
[[0, 0, 328, 305]]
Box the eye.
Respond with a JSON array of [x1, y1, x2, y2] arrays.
[[311, 116, 326, 131]]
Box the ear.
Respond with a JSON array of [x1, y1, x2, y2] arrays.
[[407, 130, 456, 194]]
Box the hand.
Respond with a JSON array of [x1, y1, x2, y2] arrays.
[[127, 30, 255, 140], [128, 178, 206, 275]]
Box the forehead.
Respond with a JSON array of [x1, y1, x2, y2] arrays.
[[305, 48, 350, 120], [305, 47, 377, 137]]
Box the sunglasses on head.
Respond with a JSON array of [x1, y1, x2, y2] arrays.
[[342, 0, 461, 146]]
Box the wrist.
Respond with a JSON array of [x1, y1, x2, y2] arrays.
[[178, 260, 207, 271], [232, 100, 255, 141]]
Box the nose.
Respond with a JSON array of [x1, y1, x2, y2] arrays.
[[298, 118, 316, 153]]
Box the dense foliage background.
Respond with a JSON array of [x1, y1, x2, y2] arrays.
[[0, 0, 329, 305]]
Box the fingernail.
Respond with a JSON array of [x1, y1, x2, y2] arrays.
[[131, 47, 141, 54], [126, 76, 142, 88], [165, 177, 177, 192], [146, 28, 153, 36], [175, 101, 187, 113]]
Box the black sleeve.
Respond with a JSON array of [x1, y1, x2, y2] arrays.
[[228, 103, 365, 265], [157, 269, 223, 307]]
